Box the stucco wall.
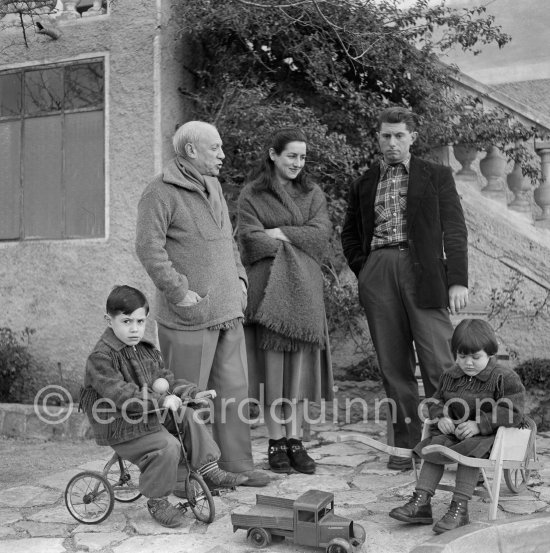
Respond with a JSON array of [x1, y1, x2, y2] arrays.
[[0, 0, 192, 394]]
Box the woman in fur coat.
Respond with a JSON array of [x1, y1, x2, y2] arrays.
[[238, 128, 334, 474]]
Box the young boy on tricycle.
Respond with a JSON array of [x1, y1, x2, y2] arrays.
[[80, 285, 247, 528]]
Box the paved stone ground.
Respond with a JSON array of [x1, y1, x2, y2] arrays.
[[1, 422, 549, 553]]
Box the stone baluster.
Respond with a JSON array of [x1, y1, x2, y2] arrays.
[[59, 0, 80, 19], [534, 141, 550, 227], [480, 145, 508, 205], [452, 144, 479, 187], [507, 162, 533, 221], [83, 0, 105, 16]]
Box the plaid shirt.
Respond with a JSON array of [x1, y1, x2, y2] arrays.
[[370, 156, 410, 250]]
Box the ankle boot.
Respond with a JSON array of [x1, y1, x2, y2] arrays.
[[389, 490, 433, 524], [432, 499, 469, 534], [287, 438, 316, 474], [268, 438, 291, 473]]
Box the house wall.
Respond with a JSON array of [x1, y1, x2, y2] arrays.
[[0, 0, 191, 395]]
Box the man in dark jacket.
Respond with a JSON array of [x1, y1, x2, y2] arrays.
[[341, 107, 468, 469]]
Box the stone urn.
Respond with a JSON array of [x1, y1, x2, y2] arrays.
[[507, 162, 533, 219], [453, 144, 478, 182], [480, 145, 507, 204]]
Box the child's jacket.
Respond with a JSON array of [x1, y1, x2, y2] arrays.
[[80, 327, 197, 446], [414, 357, 525, 463]]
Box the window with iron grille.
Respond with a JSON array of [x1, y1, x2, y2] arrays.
[[0, 58, 105, 241]]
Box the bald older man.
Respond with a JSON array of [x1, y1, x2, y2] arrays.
[[136, 121, 269, 487]]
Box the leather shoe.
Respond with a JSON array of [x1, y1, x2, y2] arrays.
[[240, 469, 271, 487], [287, 438, 316, 474], [387, 455, 413, 471], [389, 490, 433, 524], [432, 500, 469, 534], [202, 466, 248, 488], [268, 438, 291, 473]]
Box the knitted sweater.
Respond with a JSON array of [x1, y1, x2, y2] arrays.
[[238, 180, 331, 351], [80, 328, 198, 446], [136, 158, 247, 330]]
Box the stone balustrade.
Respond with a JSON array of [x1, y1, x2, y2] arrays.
[[449, 142, 550, 228]]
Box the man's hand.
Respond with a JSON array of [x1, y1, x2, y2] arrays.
[[162, 394, 183, 412], [177, 290, 202, 307], [437, 416, 455, 435], [448, 285, 468, 315], [454, 420, 480, 440], [265, 227, 290, 242]]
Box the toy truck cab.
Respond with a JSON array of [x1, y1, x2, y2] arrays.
[[294, 490, 365, 552]]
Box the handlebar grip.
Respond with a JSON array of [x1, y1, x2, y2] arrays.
[[195, 389, 216, 400]]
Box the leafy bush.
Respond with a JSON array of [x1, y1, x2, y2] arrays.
[[0, 327, 35, 402], [514, 358, 550, 391]]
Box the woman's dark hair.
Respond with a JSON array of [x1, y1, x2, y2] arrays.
[[451, 318, 499, 357], [106, 285, 149, 316], [248, 128, 311, 192]]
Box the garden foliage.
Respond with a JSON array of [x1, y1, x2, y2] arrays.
[[0, 327, 35, 402], [176, 0, 538, 350]]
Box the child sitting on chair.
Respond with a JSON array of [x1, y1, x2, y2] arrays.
[[389, 318, 525, 534], [80, 285, 247, 528]]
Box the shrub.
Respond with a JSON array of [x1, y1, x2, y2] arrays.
[[513, 358, 550, 391], [0, 327, 35, 402]]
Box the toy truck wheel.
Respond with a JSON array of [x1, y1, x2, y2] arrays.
[[248, 527, 272, 548], [326, 538, 352, 553]]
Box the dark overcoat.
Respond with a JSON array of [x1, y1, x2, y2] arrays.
[[341, 156, 468, 308]]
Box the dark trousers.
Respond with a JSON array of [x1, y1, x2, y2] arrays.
[[358, 248, 454, 448]]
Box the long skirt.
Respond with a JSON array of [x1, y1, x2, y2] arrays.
[[244, 322, 334, 406]]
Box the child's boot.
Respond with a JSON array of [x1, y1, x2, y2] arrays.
[[432, 499, 469, 534], [389, 490, 433, 524]]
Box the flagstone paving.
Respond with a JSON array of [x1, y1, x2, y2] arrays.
[[1, 422, 549, 553]]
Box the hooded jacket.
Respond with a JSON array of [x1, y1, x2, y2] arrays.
[[136, 158, 247, 330]]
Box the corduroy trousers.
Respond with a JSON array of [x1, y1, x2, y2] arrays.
[[358, 247, 455, 449], [157, 322, 254, 473]]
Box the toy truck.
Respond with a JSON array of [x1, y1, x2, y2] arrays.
[[231, 489, 366, 552]]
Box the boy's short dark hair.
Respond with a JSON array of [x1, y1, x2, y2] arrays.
[[451, 318, 499, 357], [106, 285, 149, 316], [377, 107, 417, 133]]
